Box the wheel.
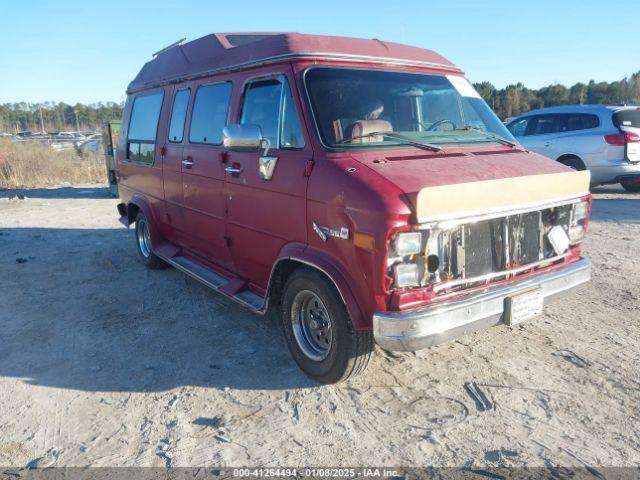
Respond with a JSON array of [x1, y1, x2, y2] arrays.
[[134, 211, 166, 269], [280, 267, 373, 384], [621, 179, 640, 193], [558, 156, 586, 171]]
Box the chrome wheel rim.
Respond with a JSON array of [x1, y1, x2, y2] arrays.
[[291, 290, 333, 361], [137, 218, 152, 258]]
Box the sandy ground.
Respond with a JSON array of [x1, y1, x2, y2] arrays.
[[0, 184, 638, 470]]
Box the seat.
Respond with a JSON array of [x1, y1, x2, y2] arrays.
[[346, 119, 393, 143]]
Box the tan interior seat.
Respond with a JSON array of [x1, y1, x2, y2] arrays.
[[347, 120, 393, 143]]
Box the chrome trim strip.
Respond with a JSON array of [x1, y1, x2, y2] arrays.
[[432, 253, 568, 293], [417, 193, 589, 227], [373, 258, 591, 351], [128, 52, 462, 93]]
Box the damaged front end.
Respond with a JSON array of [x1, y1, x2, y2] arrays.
[[384, 171, 592, 311], [387, 198, 589, 303]]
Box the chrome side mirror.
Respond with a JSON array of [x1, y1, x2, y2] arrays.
[[222, 124, 263, 152]]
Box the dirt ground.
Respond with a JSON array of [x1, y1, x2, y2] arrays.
[[0, 184, 638, 470]]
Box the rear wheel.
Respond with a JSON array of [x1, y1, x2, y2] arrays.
[[558, 155, 586, 171], [280, 267, 373, 384], [134, 211, 166, 269], [621, 179, 640, 192]]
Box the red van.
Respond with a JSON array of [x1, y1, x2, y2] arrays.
[[116, 33, 592, 383]]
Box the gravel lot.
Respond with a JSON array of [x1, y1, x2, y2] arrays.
[[0, 184, 638, 470]]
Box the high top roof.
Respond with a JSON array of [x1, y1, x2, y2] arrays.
[[127, 32, 461, 93]]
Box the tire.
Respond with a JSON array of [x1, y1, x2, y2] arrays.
[[558, 156, 586, 171], [134, 211, 166, 269], [621, 180, 640, 193], [280, 267, 373, 384]]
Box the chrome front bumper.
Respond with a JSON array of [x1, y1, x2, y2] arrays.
[[373, 258, 591, 351]]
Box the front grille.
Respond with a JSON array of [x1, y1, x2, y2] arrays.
[[435, 204, 572, 286]]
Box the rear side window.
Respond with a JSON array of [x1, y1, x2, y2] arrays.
[[562, 113, 599, 132], [189, 83, 232, 144], [613, 109, 640, 128], [168, 89, 190, 143], [127, 91, 163, 163], [240, 77, 305, 149]]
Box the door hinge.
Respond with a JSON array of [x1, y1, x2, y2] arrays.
[[304, 159, 315, 177]]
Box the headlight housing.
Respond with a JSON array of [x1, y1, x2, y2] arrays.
[[569, 200, 589, 243], [388, 231, 427, 288]]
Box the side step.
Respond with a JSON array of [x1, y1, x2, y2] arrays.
[[161, 253, 267, 313]]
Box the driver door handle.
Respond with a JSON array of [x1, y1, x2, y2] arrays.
[[225, 165, 243, 175]]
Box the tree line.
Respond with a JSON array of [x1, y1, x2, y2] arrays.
[[473, 71, 640, 120], [0, 102, 124, 133], [2, 71, 640, 132]]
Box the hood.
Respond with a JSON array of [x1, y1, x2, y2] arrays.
[[350, 146, 590, 220]]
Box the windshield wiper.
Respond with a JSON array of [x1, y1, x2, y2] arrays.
[[339, 131, 442, 152], [456, 126, 517, 147]]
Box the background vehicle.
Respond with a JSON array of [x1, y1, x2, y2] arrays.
[[506, 105, 640, 191], [116, 33, 591, 383]]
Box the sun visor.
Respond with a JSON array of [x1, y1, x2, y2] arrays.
[[416, 170, 591, 223]]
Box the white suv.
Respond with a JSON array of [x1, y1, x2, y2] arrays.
[[507, 105, 640, 191]]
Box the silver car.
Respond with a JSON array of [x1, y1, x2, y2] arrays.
[[506, 105, 640, 191]]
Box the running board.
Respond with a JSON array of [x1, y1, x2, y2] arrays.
[[161, 253, 268, 313]]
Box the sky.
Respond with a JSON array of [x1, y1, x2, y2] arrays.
[[1, 0, 639, 105]]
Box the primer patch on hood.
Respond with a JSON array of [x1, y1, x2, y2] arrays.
[[416, 170, 590, 223]]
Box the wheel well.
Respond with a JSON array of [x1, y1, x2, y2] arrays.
[[268, 259, 346, 312], [127, 203, 140, 224], [557, 154, 586, 170]]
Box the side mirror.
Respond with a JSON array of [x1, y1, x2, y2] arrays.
[[222, 124, 270, 155]]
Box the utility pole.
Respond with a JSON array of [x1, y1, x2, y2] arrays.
[[39, 107, 45, 134], [75, 109, 80, 132]]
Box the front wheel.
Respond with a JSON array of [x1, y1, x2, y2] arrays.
[[280, 268, 373, 384]]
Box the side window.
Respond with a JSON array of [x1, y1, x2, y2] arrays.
[[189, 83, 232, 144], [560, 113, 599, 132], [507, 117, 529, 137], [280, 81, 305, 148], [127, 91, 163, 163], [241, 77, 305, 149], [168, 89, 190, 143], [527, 114, 559, 136]]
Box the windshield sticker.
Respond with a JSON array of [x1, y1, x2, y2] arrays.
[[446, 75, 481, 99]]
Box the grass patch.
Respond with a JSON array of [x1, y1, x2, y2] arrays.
[[0, 139, 106, 189]]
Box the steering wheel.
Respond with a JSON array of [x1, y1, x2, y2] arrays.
[[427, 119, 457, 131]]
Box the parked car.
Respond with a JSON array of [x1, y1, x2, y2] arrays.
[[116, 33, 592, 383], [506, 105, 640, 191]]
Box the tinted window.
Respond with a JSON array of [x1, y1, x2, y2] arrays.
[[128, 93, 163, 141], [280, 81, 305, 148], [507, 117, 530, 137], [613, 109, 640, 128], [562, 113, 599, 132], [127, 91, 163, 163], [189, 83, 232, 144], [168, 89, 190, 143], [527, 115, 560, 135]]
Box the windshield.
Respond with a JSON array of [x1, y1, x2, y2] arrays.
[[304, 68, 516, 149]]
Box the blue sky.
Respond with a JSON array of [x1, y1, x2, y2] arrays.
[[1, 0, 638, 104]]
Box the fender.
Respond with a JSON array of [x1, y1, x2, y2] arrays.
[[126, 193, 165, 251], [270, 243, 370, 331]]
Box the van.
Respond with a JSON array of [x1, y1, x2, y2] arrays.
[[116, 33, 592, 383]]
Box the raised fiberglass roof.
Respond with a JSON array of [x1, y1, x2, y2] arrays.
[[127, 32, 461, 93]]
